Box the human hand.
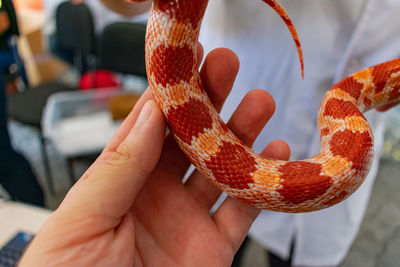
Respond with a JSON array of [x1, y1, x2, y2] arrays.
[[19, 46, 290, 267]]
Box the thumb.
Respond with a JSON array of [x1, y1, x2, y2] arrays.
[[61, 100, 166, 219]]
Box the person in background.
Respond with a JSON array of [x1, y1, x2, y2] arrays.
[[0, 0, 44, 206], [198, 2, 400, 266], [96, 1, 400, 267]]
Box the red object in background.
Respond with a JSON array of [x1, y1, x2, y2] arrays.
[[79, 70, 121, 90]]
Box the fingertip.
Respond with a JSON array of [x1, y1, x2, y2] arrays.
[[200, 48, 240, 111], [130, 100, 164, 134], [147, 99, 165, 124], [208, 48, 240, 75], [119, 100, 165, 174], [261, 139, 291, 161], [227, 89, 276, 146], [197, 42, 204, 64], [246, 89, 276, 117]]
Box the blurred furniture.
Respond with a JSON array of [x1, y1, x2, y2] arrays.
[[17, 28, 69, 87], [7, 82, 75, 195], [0, 200, 51, 247], [8, 8, 74, 196], [55, 1, 96, 74], [108, 94, 140, 120], [42, 89, 133, 184], [15, 7, 44, 37], [16, 5, 68, 87], [39, 22, 147, 183], [99, 22, 147, 78], [8, 47, 74, 197]]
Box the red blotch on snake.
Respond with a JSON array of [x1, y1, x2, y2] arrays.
[[167, 98, 213, 145], [372, 62, 400, 93], [155, 0, 208, 27], [363, 97, 372, 107], [205, 142, 256, 190], [320, 128, 330, 137], [324, 98, 362, 119], [330, 130, 373, 173], [331, 77, 363, 100], [278, 162, 332, 204], [150, 45, 194, 87]]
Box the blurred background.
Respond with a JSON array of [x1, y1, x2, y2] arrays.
[[0, 1, 399, 266], [2, 0, 149, 205]]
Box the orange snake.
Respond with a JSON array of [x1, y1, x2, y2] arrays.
[[130, 0, 400, 212]]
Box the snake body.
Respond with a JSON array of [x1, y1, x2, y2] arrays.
[[133, 0, 400, 212]]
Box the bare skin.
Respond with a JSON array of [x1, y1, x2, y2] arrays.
[[18, 2, 398, 266], [19, 47, 290, 267]]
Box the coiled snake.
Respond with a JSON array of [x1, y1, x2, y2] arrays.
[[130, 0, 400, 212]]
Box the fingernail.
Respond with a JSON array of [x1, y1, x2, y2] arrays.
[[136, 101, 153, 124]]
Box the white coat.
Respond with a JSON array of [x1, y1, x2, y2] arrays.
[[199, 0, 400, 265]]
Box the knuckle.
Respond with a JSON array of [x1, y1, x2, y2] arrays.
[[106, 143, 134, 168]]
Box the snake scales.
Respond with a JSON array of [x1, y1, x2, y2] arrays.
[[129, 0, 400, 212]]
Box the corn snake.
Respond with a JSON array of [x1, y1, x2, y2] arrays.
[[129, 0, 400, 212]]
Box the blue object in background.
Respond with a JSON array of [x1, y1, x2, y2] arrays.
[[0, 231, 35, 266]]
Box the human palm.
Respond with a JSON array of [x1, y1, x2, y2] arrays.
[[19, 48, 290, 267]]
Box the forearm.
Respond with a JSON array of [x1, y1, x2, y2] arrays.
[[99, 0, 152, 17]]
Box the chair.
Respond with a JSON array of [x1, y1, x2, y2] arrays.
[[6, 2, 98, 195], [55, 1, 96, 74], [58, 22, 147, 183], [5, 1, 96, 195], [99, 22, 147, 77], [7, 82, 75, 195]]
